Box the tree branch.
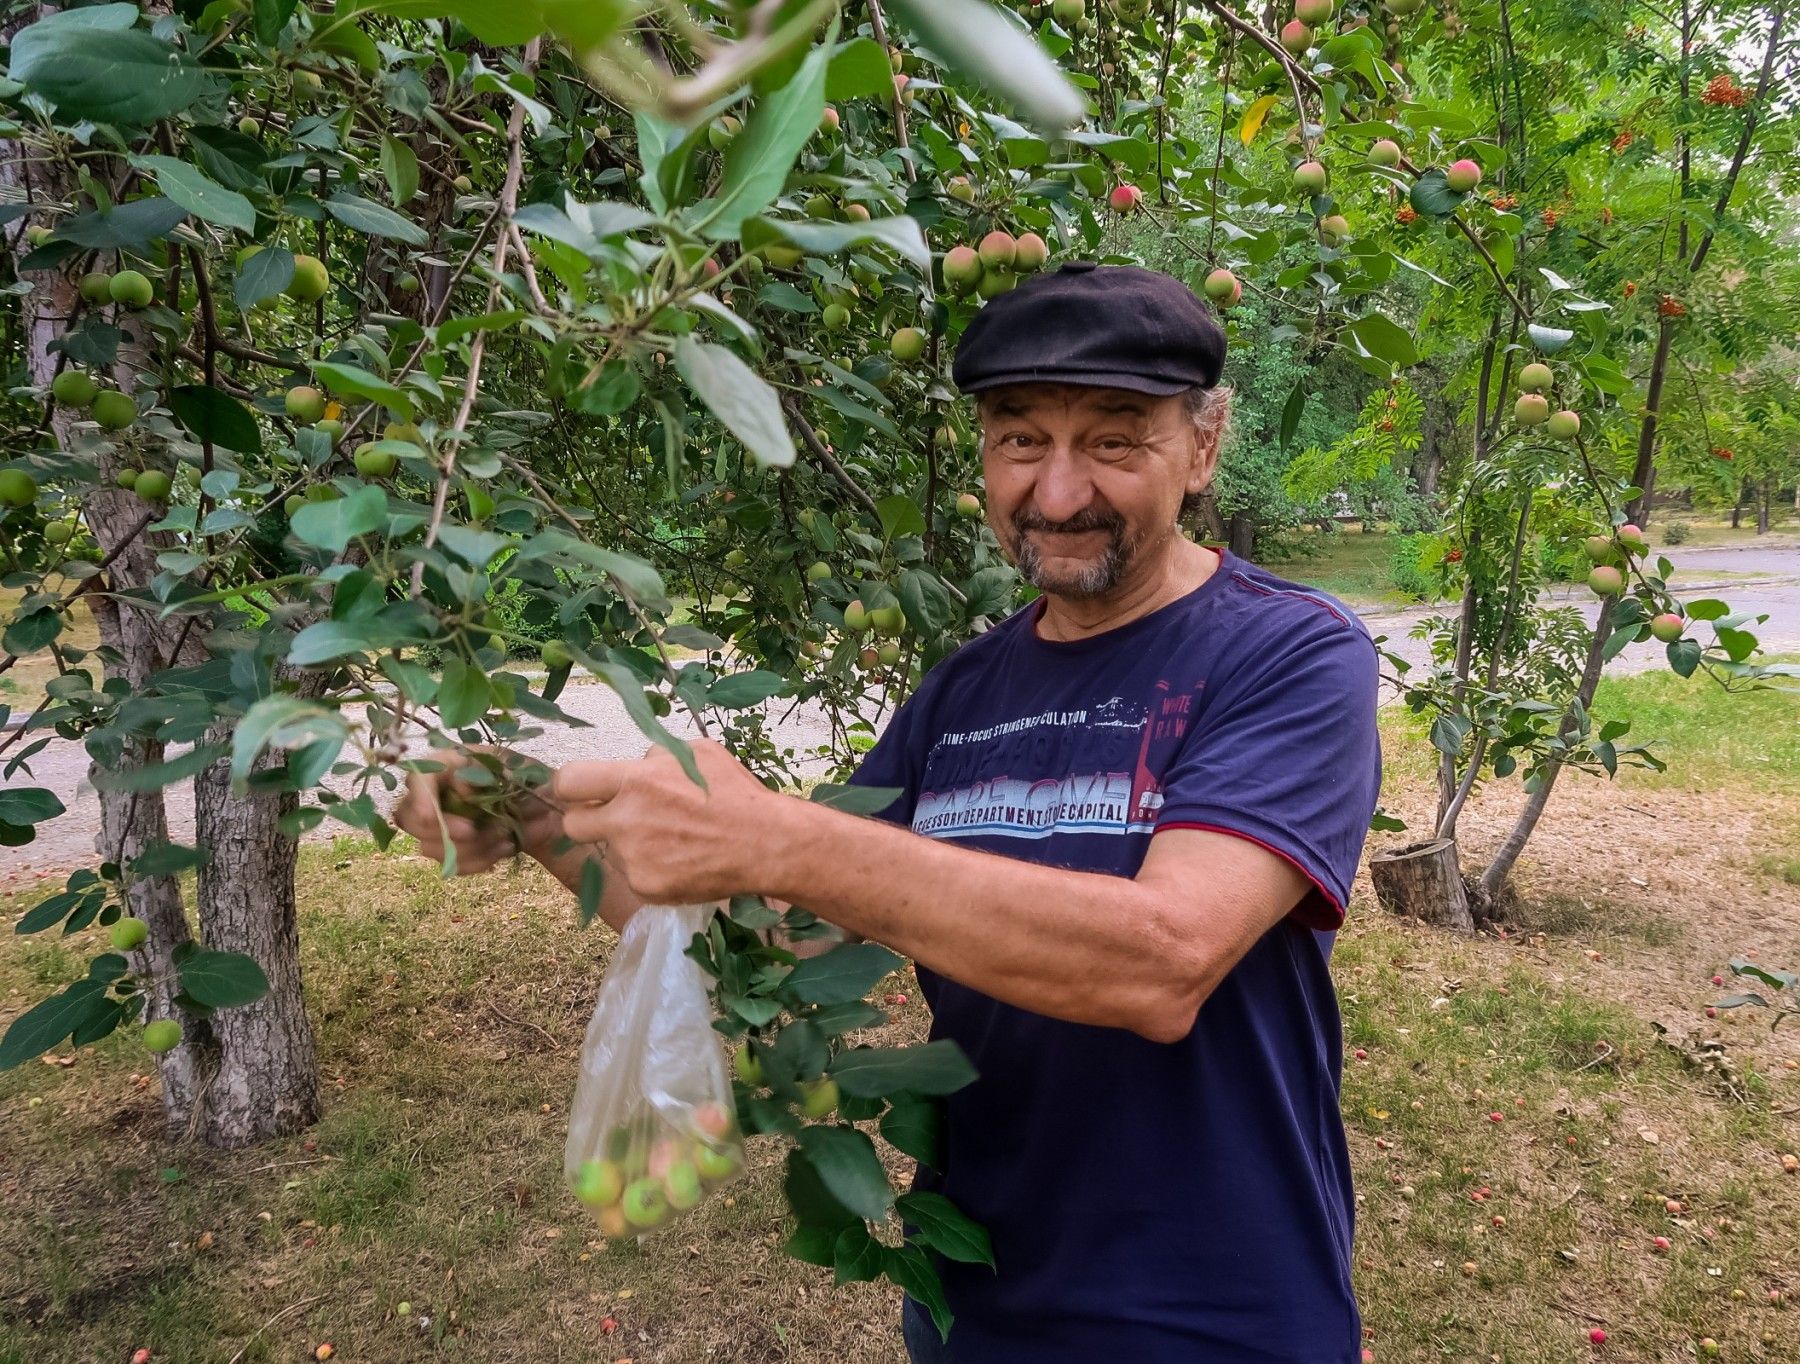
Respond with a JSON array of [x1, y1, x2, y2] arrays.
[[1687, 1, 1786, 276]]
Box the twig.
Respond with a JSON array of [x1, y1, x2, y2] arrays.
[[1198, 0, 1320, 94], [781, 396, 881, 520], [414, 39, 542, 595], [507, 222, 551, 313], [865, 0, 914, 184], [486, 1001, 560, 1051], [225, 1293, 327, 1364]]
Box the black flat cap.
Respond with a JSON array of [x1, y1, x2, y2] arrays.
[[951, 262, 1226, 397]]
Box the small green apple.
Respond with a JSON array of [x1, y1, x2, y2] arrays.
[[663, 1160, 702, 1210], [143, 1019, 183, 1053], [109, 916, 149, 951], [733, 1043, 763, 1087], [109, 270, 154, 308], [800, 1078, 840, 1119], [621, 1177, 669, 1229], [572, 1158, 624, 1207], [51, 370, 98, 408], [0, 469, 39, 508]]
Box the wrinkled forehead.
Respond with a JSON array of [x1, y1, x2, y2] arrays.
[[975, 382, 1172, 424]]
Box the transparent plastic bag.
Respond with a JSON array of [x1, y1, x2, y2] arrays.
[[564, 904, 744, 1237]]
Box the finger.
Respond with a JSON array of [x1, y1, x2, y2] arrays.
[[551, 760, 634, 808], [560, 804, 616, 846]]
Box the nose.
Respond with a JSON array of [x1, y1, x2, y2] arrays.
[[1029, 445, 1100, 524]]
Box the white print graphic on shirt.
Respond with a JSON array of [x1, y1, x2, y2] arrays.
[[912, 681, 1195, 842]]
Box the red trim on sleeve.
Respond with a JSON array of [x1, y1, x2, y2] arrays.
[[1153, 820, 1345, 932]]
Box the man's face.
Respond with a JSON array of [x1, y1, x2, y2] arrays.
[[978, 384, 1216, 600]]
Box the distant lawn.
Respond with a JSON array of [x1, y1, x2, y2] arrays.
[[1592, 656, 1800, 792], [1262, 525, 1418, 607]]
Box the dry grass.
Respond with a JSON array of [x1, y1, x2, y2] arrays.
[[3, 676, 1800, 1363]]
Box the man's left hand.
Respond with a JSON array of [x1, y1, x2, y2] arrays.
[[549, 739, 785, 904]]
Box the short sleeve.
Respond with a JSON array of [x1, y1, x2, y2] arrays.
[[1153, 622, 1381, 931], [846, 683, 935, 829]]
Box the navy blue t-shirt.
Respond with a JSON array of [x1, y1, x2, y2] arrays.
[[850, 549, 1381, 1363]]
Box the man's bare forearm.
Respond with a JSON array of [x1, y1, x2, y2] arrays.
[[754, 798, 1205, 1041]]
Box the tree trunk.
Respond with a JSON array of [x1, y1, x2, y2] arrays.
[[1731, 491, 1743, 529], [191, 724, 322, 1146], [1757, 480, 1771, 534], [1191, 489, 1227, 542], [1227, 511, 1255, 561], [5, 33, 321, 1146], [1370, 839, 1475, 932], [1474, 608, 1615, 912], [1626, 318, 1676, 527]]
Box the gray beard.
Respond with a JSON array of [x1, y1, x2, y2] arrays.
[[1009, 510, 1138, 599]]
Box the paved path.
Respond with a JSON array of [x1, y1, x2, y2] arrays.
[[6, 545, 1796, 884]]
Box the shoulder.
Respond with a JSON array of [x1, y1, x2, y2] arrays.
[[1214, 555, 1370, 640], [1201, 556, 1379, 694]]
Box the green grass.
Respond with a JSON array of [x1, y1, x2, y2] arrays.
[[1262, 525, 1415, 606], [1593, 657, 1800, 792]]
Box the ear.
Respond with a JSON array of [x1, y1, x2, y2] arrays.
[[1185, 403, 1223, 497]]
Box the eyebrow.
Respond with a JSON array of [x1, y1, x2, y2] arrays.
[[984, 395, 1152, 419]]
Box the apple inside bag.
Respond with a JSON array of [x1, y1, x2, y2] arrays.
[[564, 903, 744, 1236]]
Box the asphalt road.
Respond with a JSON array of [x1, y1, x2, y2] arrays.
[[6, 543, 1796, 884]]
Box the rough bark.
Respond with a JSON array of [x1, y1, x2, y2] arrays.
[[1370, 838, 1476, 933], [190, 707, 322, 1146]]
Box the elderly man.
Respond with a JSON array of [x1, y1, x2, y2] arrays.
[[398, 263, 1381, 1362]]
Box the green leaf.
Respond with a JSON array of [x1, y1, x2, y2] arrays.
[[1408, 168, 1465, 218], [10, 20, 215, 126], [707, 670, 786, 709], [833, 1222, 887, 1285], [130, 155, 254, 234], [783, 942, 904, 1006], [287, 619, 375, 667], [236, 246, 295, 310], [876, 494, 926, 541], [759, 215, 931, 272], [899, 569, 955, 637], [887, 0, 1084, 131], [365, 0, 547, 44], [4, 608, 63, 657], [55, 197, 187, 250], [289, 484, 388, 553], [897, 1191, 995, 1267], [514, 531, 668, 609], [829, 1040, 978, 1097], [795, 1124, 893, 1221], [380, 135, 420, 207], [1685, 598, 1729, 621], [1527, 323, 1574, 354], [1279, 383, 1306, 450], [437, 310, 526, 346], [1666, 638, 1702, 678], [786, 1224, 840, 1267], [129, 842, 208, 877], [886, 1242, 954, 1343], [180, 949, 270, 1008], [879, 1094, 943, 1168], [1716, 626, 1758, 662], [827, 37, 895, 100], [1344, 313, 1418, 369], [0, 787, 64, 827], [577, 856, 606, 928], [783, 1144, 861, 1231], [232, 696, 345, 792], [673, 337, 796, 469], [701, 39, 832, 240], [437, 658, 492, 729], [253, 0, 298, 44], [326, 191, 429, 245], [0, 981, 108, 1070], [169, 386, 263, 456], [809, 783, 904, 816], [311, 361, 414, 418], [91, 743, 230, 793]]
